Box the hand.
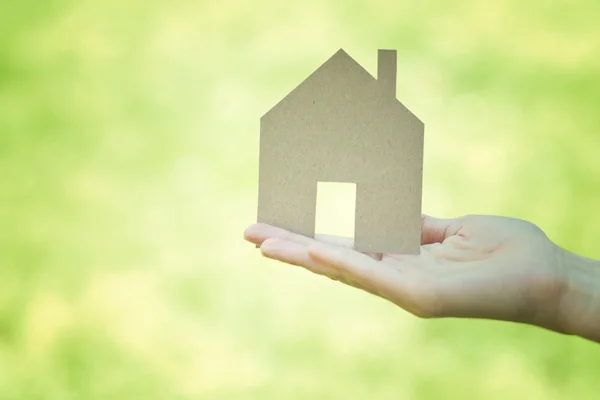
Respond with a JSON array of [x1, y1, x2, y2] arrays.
[[244, 215, 569, 333]]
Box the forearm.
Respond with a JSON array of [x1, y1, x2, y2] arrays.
[[557, 249, 600, 343]]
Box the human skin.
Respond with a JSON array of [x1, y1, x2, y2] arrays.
[[244, 215, 600, 343]]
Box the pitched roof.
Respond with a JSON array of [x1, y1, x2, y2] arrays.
[[263, 49, 420, 124]]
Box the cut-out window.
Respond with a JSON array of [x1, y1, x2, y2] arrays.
[[315, 182, 356, 240]]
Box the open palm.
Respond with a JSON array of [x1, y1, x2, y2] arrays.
[[244, 215, 567, 331]]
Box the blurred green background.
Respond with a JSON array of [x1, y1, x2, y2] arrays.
[[1, 0, 600, 399]]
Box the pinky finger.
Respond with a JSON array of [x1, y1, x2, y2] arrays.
[[260, 238, 378, 293], [261, 238, 342, 280]]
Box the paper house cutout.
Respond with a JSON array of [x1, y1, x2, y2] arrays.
[[258, 49, 424, 254]]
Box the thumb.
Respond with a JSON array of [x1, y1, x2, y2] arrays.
[[421, 214, 462, 245]]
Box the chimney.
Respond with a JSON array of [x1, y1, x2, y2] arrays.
[[377, 49, 397, 97]]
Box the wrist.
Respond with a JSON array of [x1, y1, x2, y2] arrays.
[[555, 248, 600, 342]]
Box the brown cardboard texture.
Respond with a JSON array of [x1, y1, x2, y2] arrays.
[[258, 49, 424, 254]]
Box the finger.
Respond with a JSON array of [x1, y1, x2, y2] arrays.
[[245, 224, 382, 260], [421, 214, 463, 245], [307, 241, 406, 297], [260, 237, 377, 291], [260, 238, 386, 295], [245, 223, 348, 247], [315, 234, 383, 261], [244, 223, 300, 245], [314, 234, 353, 248], [260, 237, 339, 278]]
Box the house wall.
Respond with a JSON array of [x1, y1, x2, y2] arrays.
[[258, 58, 423, 253]]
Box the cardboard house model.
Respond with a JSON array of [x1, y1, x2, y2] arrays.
[[257, 49, 424, 254]]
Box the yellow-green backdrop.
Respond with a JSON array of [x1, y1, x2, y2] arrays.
[[1, 1, 600, 399]]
